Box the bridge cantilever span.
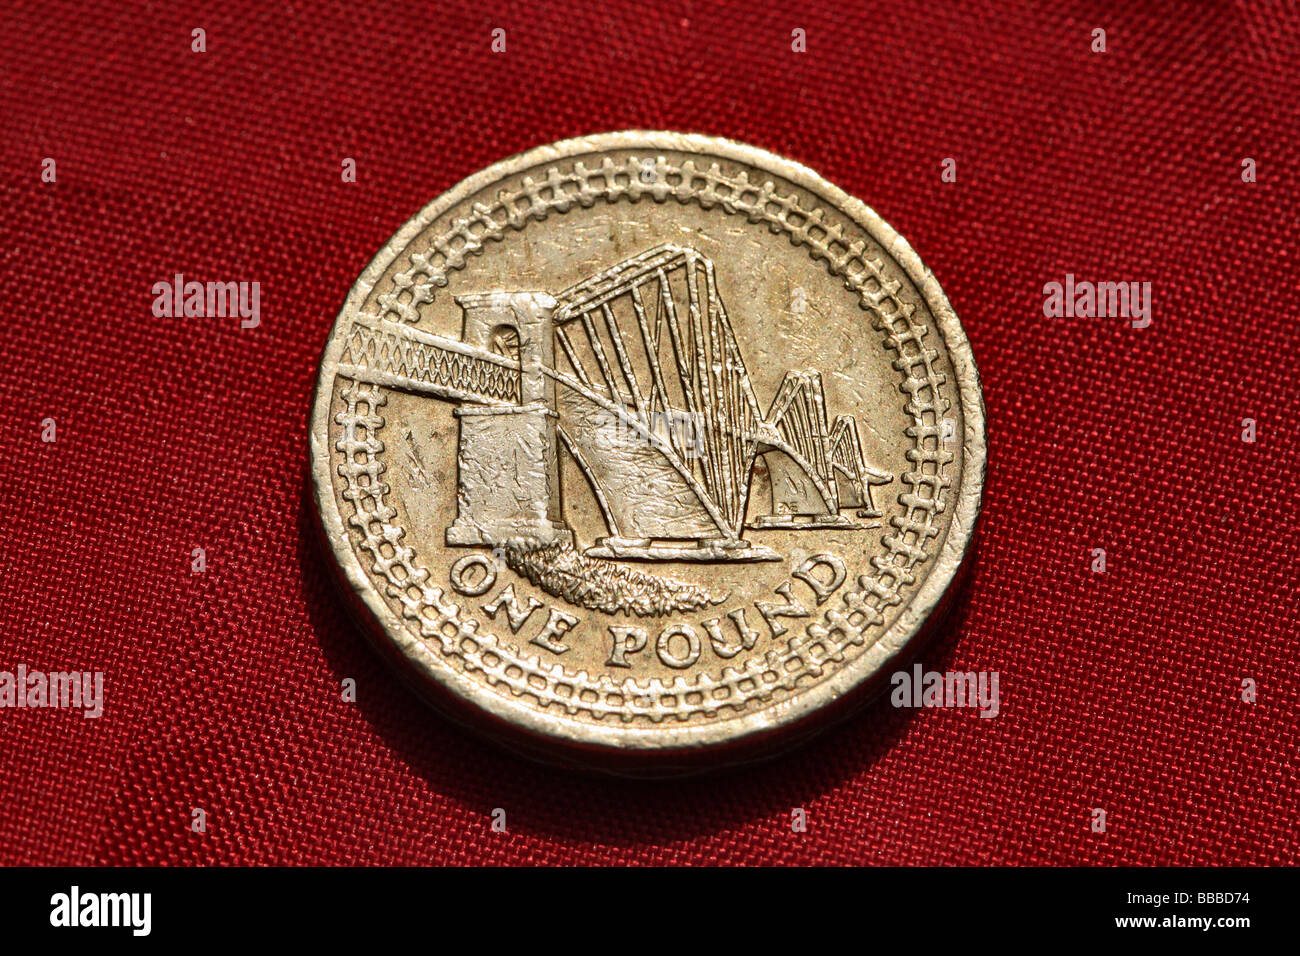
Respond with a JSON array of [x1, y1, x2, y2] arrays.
[[332, 247, 891, 561]]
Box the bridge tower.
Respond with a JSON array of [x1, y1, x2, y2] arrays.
[[444, 292, 573, 549]]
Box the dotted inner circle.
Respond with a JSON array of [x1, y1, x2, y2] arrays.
[[331, 152, 953, 724]]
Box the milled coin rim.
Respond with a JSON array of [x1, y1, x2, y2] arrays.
[[309, 130, 986, 758]]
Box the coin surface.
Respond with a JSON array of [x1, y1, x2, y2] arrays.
[[309, 131, 985, 772]]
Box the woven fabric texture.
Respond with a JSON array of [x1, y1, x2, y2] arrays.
[[1, 0, 1297, 865]]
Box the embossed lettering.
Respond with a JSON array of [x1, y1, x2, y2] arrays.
[[702, 608, 761, 659], [606, 625, 647, 667], [481, 583, 543, 632], [756, 582, 810, 638], [529, 608, 578, 655], [449, 554, 496, 596], [791, 552, 846, 605], [656, 623, 701, 668]]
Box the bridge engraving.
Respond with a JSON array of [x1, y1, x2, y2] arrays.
[[337, 245, 891, 608]]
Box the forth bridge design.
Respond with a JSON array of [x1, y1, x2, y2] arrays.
[[337, 244, 891, 564]]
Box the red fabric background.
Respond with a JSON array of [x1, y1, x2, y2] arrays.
[[1, 0, 1297, 866]]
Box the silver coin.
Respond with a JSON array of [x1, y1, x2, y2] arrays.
[[309, 131, 985, 772]]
